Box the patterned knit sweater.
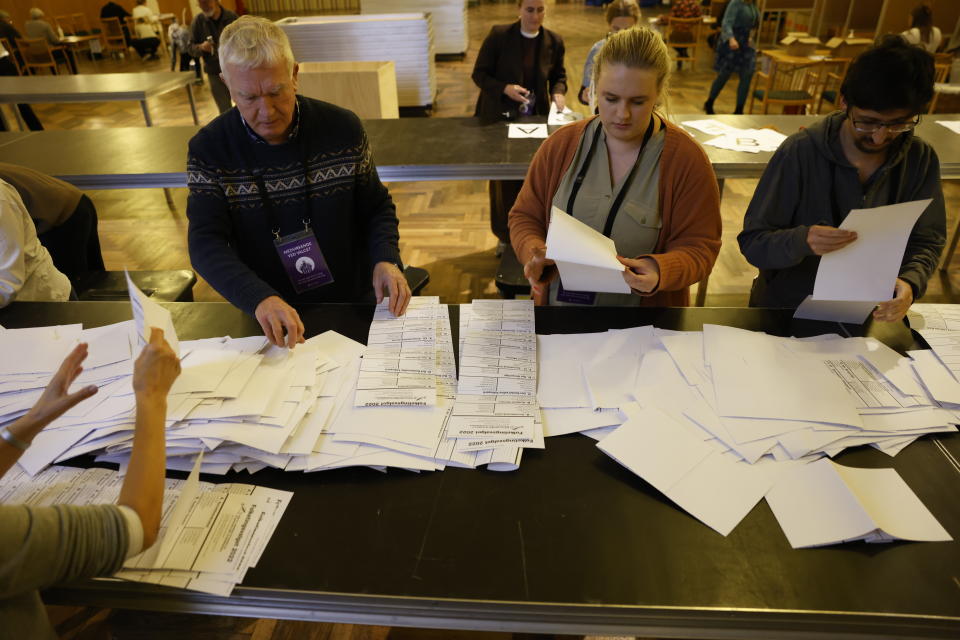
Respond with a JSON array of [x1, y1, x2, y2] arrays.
[[187, 97, 402, 315]]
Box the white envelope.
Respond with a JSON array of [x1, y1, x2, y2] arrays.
[[545, 207, 630, 294]]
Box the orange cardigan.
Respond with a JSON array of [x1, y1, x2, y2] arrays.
[[508, 116, 722, 306]]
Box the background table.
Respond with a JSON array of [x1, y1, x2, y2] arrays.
[[0, 72, 198, 129], [0, 301, 957, 638], [2, 115, 959, 190]]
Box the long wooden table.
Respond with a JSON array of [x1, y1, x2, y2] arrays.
[[2, 114, 959, 189], [0, 71, 199, 129], [0, 301, 957, 638]]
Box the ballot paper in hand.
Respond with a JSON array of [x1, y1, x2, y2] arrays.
[[126, 270, 180, 356], [508, 123, 548, 138], [545, 207, 630, 294], [813, 199, 931, 301], [548, 101, 580, 125], [765, 458, 951, 548], [795, 199, 932, 324]]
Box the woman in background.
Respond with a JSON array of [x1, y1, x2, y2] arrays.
[[579, 0, 640, 106], [702, 0, 759, 115], [901, 4, 942, 54]]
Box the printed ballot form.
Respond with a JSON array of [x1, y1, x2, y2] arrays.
[[545, 207, 630, 294], [795, 199, 931, 323]]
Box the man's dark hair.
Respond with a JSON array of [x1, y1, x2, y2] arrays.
[[840, 34, 935, 114]]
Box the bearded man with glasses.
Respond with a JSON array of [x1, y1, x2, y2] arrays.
[[738, 35, 944, 322]]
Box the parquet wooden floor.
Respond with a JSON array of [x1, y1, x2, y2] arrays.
[[10, 1, 960, 638]]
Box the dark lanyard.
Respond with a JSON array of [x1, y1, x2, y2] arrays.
[[241, 110, 312, 239], [566, 116, 656, 237]]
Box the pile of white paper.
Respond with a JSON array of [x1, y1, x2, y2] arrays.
[[277, 14, 436, 107], [536, 324, 955, 540], [0, 457, 292, 595], [361, 0, 467, 55], [681, 119, 787, 153], [446, 299, 543, 470]]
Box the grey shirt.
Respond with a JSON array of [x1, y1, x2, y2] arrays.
[[0, 503, 130, 639], [549, 117, 665, 306]]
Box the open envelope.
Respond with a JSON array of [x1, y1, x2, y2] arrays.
[[545, 207, 630, 294]]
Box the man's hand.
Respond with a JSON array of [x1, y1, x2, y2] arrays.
[[504, 84, 531, 105], [523, 246, 557, 297], [552, 93, 566, 111], [373, 262, 412, 316], [19, 343, 98, 439], [618, 256, 660, 294], [728, 37, 740, 51], [807, 225, 858, 255], [133, 328, 181, 401], [873, 278, 913, 323], [198, 40, 214, 54], [255, 295, 305, 348]]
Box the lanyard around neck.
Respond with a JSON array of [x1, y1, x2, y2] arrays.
[[566, 116, 657, 237]]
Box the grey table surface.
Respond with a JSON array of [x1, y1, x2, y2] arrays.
[[0, 72, 195, 103], [0, 113, 958, 189]]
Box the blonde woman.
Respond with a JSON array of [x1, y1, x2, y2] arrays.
[[579, 0, 641, 106], [509, 27, 721, 307]]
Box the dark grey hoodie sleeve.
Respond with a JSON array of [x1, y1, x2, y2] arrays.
[[897, 149, 946, 300], [738, 139, 816, 270]]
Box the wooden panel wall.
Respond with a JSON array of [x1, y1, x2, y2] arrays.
[[847, 0, 884, 31], [3, 0, 237, 37]]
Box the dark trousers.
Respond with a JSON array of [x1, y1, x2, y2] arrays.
[[172, 46, 202, 81], [38, 195, 105, 284], [488, 179, 523, 243], [0, 56, 42, 131], [208, 71, 232, 113], [131, 37, 160, 59], [706, 64, 755, 113]]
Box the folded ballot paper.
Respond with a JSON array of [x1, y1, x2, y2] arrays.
[[795, 199, 931, 323], [765, 458, 951, 548], [545, 206, 630, 294], [0, 456, 292, 595]]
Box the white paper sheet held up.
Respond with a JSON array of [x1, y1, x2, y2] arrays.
[[545, 207, 630, 294], [126, 270, 180, 356], [812, 199, 931, 302]]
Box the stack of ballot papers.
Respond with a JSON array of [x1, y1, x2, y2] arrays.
[[0, 457, 292, 595], [680, 119, 787, 153], [536, 324, 956, 541]]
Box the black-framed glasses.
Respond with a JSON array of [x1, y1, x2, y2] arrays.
[[849, 114, 921, 134]]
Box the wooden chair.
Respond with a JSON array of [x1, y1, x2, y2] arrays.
[[15, 37, 65, 75], [749, 54, 823, 114], [72, 13, 99, 35], [54, 15, 76, 36], [815, 57, 850, 114], [100, 17, 128, 57], [0, 37, 21, 75], [928, 62, 954, 114], [665, 16, 703, 70]]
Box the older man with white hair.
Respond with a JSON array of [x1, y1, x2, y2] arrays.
[[186, 16, 410, 349]]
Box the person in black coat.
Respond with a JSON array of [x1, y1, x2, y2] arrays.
[[471, 0, 567, 249], [472, 0, 567, 121]]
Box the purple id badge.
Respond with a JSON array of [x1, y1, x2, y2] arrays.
[[274, 228, 334, 293], [556, 280, 596, 305]]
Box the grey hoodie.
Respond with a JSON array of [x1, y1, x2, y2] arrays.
[[738, 111, 945, 309]]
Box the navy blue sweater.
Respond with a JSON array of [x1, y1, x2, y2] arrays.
[[186, 97, 402, 315]]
